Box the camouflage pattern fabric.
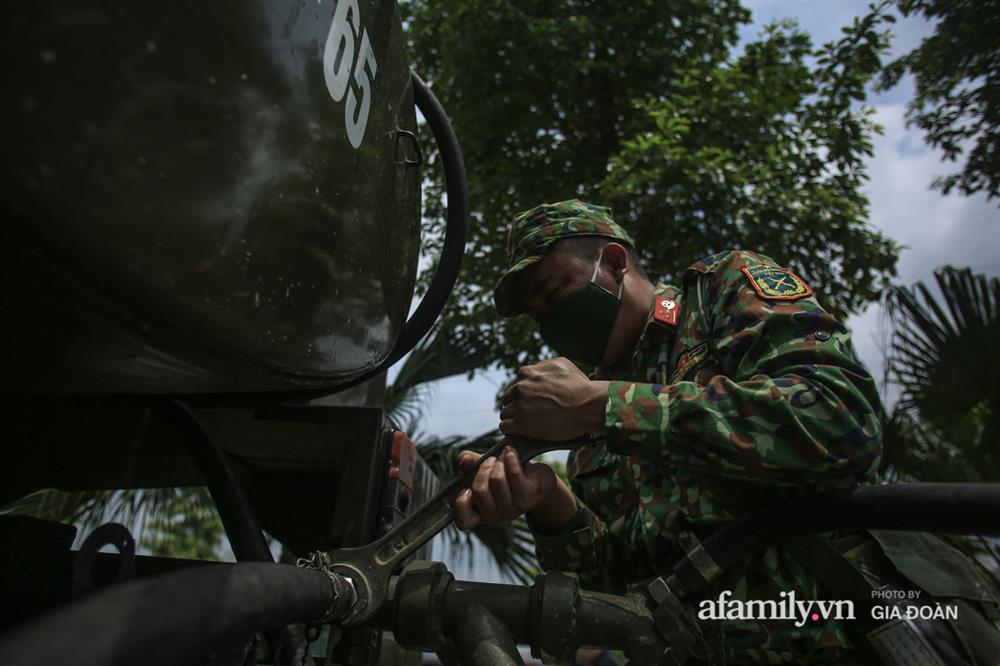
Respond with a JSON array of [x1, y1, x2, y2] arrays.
[[493, 199, 635, 317], [532, 249, 883, 664]]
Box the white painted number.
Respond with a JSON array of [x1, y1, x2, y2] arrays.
[[323, 0, 378, 149], [346, 29, 377, 148]]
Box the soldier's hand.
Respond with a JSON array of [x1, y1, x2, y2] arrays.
[[453, 446, 558, 530], [499, 358, 609, 441]]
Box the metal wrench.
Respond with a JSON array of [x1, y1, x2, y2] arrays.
[[309, 433, 588, 626]]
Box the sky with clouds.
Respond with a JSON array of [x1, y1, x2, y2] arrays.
[[399, 1, 999, 448]]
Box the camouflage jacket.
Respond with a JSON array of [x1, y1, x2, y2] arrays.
[[533, 250, 883, 664]]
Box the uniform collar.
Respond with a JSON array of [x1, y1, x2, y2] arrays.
[[595, 283, 681, 380]]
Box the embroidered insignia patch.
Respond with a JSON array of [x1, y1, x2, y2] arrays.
[[654, 297, 679, 327], [670, 342, 709, 383], [741, 264, 813, 301]]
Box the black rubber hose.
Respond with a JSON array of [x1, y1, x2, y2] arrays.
[[314, 71, 469, 391], [0, 563, 334, 666], [384, 71, 469, 367], [675, 482, 1000, 598], [157, 399, 273, 563]]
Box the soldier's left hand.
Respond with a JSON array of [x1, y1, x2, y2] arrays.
[[499, 357, 609, 441]]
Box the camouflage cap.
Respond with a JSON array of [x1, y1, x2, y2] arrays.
[[493, 199, 634, 316]]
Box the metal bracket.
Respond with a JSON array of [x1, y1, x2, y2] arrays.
[[646, 574, 712, 666], [679, 530, 723, 585], [394, 129, 423, 167]]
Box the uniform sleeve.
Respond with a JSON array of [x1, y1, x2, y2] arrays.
[[531, 496, 610, 588], [604, 252, 882, 486]]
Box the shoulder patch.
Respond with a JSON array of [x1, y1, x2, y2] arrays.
[[653, 297, 679, 327], [741, 264, 813, 301]]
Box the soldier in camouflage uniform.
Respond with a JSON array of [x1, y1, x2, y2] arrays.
[[454, 200, 1000, 663]]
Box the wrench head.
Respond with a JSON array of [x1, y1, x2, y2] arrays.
[[328, 556, 384, 626]]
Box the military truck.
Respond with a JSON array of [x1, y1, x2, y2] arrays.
[[2, 2, 1000, 665], [1, 0, 462, 662]]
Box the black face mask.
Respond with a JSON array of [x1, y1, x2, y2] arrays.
[[537, 252, 622, 368]]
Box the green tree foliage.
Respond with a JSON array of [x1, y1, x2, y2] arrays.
[[404, 0, 899, 378], [143, 488, 225, 560], [878, 0, 1000, 200], [1, 487, 226, 560], [601, 16, 898, 315]]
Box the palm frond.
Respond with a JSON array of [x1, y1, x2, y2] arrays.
[[384, 324, 495, 425], [885, 266, 999, 447]]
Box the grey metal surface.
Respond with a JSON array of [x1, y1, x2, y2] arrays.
[[2, 0, 420, 393]]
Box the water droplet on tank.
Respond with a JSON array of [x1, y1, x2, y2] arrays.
[[39, 49, 57, 64], [145, 41, 157, 54], [241, 73, 249, 81], [208, 76, 217, 85]]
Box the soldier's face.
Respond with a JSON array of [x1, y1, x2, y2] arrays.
[[516, 247, 595, 322]]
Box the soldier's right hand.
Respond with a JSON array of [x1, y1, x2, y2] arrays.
[[453, 445, 558, 530]]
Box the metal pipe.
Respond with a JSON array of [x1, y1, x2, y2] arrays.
[[446, 603, 525, 666], [388, 563, 666, 664], [446, 580, 533, 641], [157, 399, 273, 563], [448, 581, 657, 652], [576, 591, 658, 651], [0, 563, 334, 666]]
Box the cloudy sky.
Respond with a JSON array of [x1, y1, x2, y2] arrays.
[[397, 2, 999, 450]]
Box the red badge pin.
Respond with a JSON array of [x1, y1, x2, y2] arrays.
[[654, 298, 679, 327]]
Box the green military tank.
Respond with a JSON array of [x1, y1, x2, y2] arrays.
[[2, 0, 441, 395]]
